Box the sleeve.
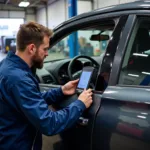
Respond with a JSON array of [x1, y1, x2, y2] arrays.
[[10, 80, 86, 136], [40, 87, 65, 105]]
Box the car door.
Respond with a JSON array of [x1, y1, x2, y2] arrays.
[[39, 14, 128, 150], [92, 14, 150, 150]]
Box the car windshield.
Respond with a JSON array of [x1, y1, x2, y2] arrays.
[[44, 27, 113, 62]]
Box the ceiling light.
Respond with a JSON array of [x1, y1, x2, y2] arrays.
[[128, 73, 139, 77], [141, 112, 148, 115], [142, 71, 150, 75], [133, 53, 148, 57], [137, 115, 146, 119], [18, 1, 30, 7]]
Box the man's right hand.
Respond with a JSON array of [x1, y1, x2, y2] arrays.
[[78, 89, 93, 108]]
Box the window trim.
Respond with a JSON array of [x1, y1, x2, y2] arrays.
[[109, 14, 137, 86], [94, 15, 129, 91]]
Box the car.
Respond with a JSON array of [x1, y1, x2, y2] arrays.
[[36, 1, 150, 150], [1, 36, 16, 53]]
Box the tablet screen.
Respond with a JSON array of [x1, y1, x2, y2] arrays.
[[77, 71, 92, 89]]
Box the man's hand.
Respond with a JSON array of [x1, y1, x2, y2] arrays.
[[61, 79, 79, 95], [78, 89, 93, 108]]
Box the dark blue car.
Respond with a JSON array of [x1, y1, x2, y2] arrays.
[[36, 1, 150, 150]]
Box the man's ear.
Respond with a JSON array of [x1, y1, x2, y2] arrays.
[[33, 47, 36, 53], [28, 44, 36, 54]]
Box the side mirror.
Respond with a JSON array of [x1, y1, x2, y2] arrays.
[[90, 34, 109, 41]]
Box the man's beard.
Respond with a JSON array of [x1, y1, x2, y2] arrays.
[[32, 52, 44, 69]]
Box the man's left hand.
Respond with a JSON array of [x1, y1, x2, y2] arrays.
[[61, 79, 79, 95]]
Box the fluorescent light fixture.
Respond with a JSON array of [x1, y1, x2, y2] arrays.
[[137, 115, 146, 119], [141, 112, 148, 115], [142, 71, 150, 75], [128, 74, 139, 77], [18, 1, 30, 7], [133, 53, 148, 57]]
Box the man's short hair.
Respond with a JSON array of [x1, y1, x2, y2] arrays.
[[17, 22, 53, 51]]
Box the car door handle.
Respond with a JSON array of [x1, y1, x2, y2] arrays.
[[78, 117, 89, 126]]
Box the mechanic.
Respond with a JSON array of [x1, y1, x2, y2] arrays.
[[0, 22, 93, 150]]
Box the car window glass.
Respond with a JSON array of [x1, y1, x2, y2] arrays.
[[44, 29, 113, 62], [119, 19, 150, 86]]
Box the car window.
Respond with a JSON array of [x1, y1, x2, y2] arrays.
[[119, 19, 150, 86], [44, 28, 113, 62]]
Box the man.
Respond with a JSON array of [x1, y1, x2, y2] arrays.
[[0, 22, 93, 150]]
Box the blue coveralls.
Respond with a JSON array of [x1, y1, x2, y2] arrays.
[[0, 52, 86, 150]]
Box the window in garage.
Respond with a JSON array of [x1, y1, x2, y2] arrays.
[[45, 25, 113, 62], [119, 19, 150, 86], [0, 18, 24, 53], [0, 18, 24, 36]]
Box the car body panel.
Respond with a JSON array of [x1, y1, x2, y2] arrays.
[[93, 86, 150, 150]]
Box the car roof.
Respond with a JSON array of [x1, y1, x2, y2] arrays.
[[54, 0, 150, 30]]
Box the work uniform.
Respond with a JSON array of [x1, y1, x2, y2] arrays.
[[0, 52, 86, 150]]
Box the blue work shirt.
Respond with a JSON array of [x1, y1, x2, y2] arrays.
[[0, 52, 86, 150]]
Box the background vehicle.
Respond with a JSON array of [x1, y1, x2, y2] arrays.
[[1, 36, 16, 53], [36, 1, 150, 150]]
